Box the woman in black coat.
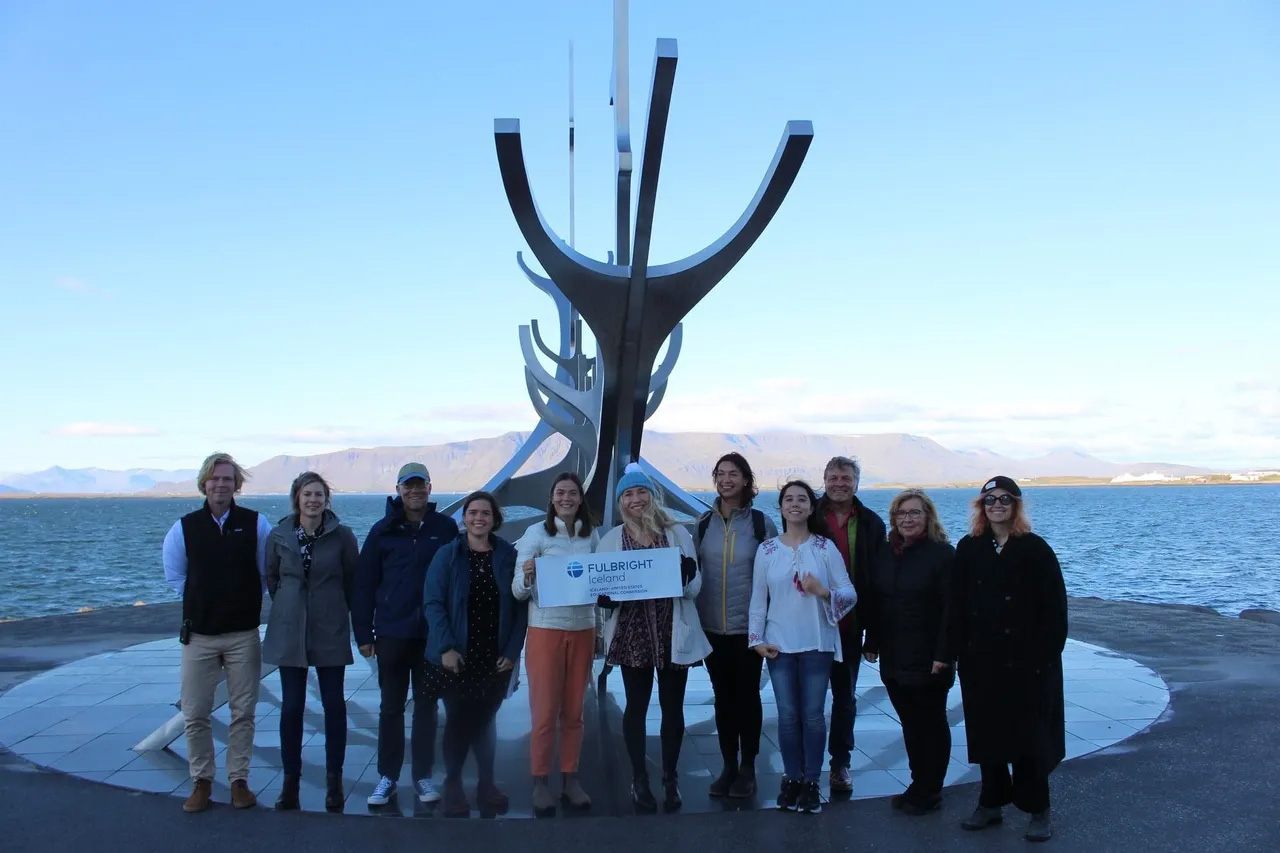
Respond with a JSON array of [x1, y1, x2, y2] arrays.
[[951, 476, 1067, 843], [862, 489, 955, 815]]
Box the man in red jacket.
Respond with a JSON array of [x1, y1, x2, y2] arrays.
[[815, 456, 887, 796]]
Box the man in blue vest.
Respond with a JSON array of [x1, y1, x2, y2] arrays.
[[353, 462, 459, 807], [162, 452, 273, 813]]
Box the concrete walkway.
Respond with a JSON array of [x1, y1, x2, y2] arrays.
[[2, 597, 1278, 850]]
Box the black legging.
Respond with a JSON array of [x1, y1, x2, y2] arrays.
[[704, 632, 763, 766], [442, 693, 503, 787], [620, 665, 689, 778]]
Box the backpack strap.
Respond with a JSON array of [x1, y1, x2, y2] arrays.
[[696, 511, 713, 547], [751, 508, 767, 544]]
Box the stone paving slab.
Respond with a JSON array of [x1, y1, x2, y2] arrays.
[[0, 627, 1168, 819]]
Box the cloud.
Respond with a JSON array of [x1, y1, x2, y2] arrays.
[[48, 422, 159, 437], [53, 276, 100, 294], [412, 402, 533, 423]]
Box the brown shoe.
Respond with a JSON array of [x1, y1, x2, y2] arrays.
[[230, 779, 257, 809], [183, 779, 213, 813]]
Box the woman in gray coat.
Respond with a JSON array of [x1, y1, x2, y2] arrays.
[[263, 472, 359, 812]]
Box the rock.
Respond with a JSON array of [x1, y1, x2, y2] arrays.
[[1240, 609, 1280, 627]]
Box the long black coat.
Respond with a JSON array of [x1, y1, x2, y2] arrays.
[[863, 538, 956, 689], [952, 531, 1067, 770]]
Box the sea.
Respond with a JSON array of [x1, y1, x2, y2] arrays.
[[0, 485, 1276, 622]]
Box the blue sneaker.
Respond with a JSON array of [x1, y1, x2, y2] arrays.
[[367, 776, 396, 806]]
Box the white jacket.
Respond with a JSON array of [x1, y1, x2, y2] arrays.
[[513, 518, 600, 632], [597, 522, 712, 666]]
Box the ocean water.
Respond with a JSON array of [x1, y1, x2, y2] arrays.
[[0, 485, 1276, 621]]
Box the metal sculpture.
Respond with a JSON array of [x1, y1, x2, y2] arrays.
[[463, 1, 813, 527]]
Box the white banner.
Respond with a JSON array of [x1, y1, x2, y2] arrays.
[[534, 547, 683, 608]]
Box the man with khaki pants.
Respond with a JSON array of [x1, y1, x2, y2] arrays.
[[162, 452, 272, 812]]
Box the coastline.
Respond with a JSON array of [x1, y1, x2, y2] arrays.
[[2, 479, 1277, 499]]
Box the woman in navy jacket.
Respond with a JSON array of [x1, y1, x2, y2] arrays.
[[423, 491, 529, 818]]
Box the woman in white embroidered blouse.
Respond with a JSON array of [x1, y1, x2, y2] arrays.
[[748, 480, 856, 815]]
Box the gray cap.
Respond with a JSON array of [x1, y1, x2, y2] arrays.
[[396, 462, 430, 485]]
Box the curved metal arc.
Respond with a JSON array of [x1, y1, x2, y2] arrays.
[[630, 39, 677, 276], [647, 120, 814, 299], [519, 326, 599, 422], [530, 319, 575, 372], [495, 121, 628, 335]]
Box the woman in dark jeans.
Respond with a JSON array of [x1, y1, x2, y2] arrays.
[[423, 491, 528, 818], [262, 471, 360, 811], [862, 488, 955, 815]]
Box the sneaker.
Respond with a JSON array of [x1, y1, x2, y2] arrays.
[[829, 765, 853, 794], [798, 780, 824, 814], [367, 776, 397, 806], [415, 778, 441, 804], [776, 777, 802, 811], [793, 778, 824, 809]]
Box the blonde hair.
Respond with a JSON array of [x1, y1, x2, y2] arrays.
[[888, 488, 948, 545], [621, 484, 677, 543], [197, 452, 249, 495]]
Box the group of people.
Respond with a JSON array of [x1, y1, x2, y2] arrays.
[[162, 450, 1067, 842]]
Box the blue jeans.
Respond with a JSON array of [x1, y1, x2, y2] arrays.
[[768, 650, 834, 783]]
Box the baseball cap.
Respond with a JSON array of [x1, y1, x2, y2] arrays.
[[397, 462, 431, 485], [980, 475, 1022, 497]]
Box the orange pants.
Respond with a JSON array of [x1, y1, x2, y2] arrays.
[[525, 626, 595, 775]]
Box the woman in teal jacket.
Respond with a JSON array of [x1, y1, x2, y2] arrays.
[[423, 491, 529, 818]]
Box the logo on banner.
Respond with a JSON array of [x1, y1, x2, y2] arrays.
[[565, 561, 585, 579]]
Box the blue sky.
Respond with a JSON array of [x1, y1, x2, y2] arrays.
[[1, 0, 1277, 473]]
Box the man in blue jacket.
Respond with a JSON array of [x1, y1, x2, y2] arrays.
[[352, 462, 458, 806]]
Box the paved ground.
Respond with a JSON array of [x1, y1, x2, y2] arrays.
[[2, 597, 1278, 851]]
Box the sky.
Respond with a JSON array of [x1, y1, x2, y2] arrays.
[[1, 0, 1277, 474]]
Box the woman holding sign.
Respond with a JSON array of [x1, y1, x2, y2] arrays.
[[513, 472, 600, 814], [748, 480, 857, 815], [423, 491, 529, 818], [598, 463, 711, 814]]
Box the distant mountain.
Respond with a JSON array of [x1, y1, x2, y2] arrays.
[[0, 466, 197, 495], [0, 484, 28, 494], [133, 431, 1212, 499]]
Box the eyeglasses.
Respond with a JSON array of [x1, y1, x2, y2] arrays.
[[894, 509, 924, 519], [982, 494, 1016, 506]]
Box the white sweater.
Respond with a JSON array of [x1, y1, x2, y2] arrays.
[[748, 534, 857, 661], [513, 518, 600, 632]]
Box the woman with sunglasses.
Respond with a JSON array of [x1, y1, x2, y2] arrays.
[[861, 488, 955, 816], [951, 476, 1067, 843], [747, 480, 856, 815]]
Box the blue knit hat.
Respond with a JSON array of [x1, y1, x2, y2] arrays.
[[615, 462, 655, 500]]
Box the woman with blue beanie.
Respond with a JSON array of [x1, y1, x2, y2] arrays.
[[598, 463, 711, 814]]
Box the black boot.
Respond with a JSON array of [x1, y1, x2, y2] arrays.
[[662, 772, 683, 813], [324, 772, 343, 812], [728, 761, 756, 798], [274, 774, 300, 811], [631, 772, 657, 814], [708, 763, 737, 798]]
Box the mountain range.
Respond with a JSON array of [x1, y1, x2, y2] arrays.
[[0, 432, 1211, 496], [0, 466, 197, 495]]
